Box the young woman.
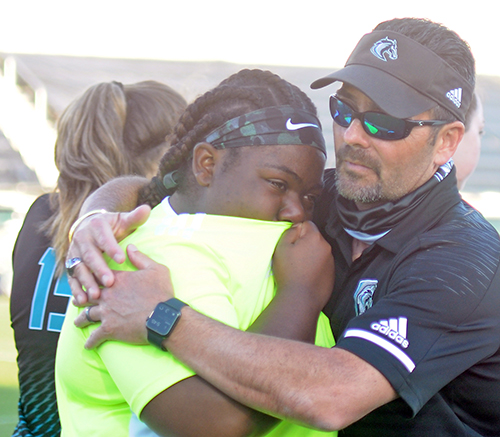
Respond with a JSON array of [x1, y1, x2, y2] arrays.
[[55, 69, 336, 437], [10, 80, 186, 437]]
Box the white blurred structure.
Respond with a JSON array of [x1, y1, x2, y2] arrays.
[[0, 56, 57, 189]]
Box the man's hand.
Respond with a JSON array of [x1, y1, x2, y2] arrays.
[[273, 221, 334, 310], [74, 244, 174, 349], [68, 205, 151, 305]]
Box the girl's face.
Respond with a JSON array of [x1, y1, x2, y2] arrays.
[[202, 144, 326, 224]]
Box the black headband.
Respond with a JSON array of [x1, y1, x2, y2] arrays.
[[158, 105, 326, 193], [204, 106, 326, 155]]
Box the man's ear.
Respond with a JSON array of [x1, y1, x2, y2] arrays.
[[433, 121, 465, 166], [191, 142, 219, 187]]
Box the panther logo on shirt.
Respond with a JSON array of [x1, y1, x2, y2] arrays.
[[353, 279, 378, 315]]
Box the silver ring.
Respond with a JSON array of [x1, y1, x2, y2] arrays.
[[85, 306, 97, 323], [65, 257, 83, 277]]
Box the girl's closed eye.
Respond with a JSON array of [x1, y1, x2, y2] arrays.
[[268, 180, 287, 192]]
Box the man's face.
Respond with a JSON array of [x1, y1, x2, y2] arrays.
[[333, 85, 443, 209], [203, 144, 325, 223]]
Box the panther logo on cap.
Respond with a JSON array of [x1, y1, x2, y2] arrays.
[[370, 37, 398, 62]]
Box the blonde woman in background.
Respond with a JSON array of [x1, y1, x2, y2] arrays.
[[9, 80, 186, 437]]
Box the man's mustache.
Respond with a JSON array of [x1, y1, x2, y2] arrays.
[[336, 145, 381, 176]]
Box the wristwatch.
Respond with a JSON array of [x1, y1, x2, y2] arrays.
[[146, 298, 188, 351]]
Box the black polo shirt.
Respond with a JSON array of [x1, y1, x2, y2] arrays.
[[314, 168, 500, 437]]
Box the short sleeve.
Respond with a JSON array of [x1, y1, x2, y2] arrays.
[[337, 231, 500, 415]]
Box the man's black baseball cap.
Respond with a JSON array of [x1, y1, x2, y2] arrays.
[[311, 30, 473, 123]]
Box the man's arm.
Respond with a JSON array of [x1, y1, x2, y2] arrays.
[[165, 308, 397, 431], [68, 176, 149, 304], [76, 232, 392, 431], [80, 175, 148, 215]]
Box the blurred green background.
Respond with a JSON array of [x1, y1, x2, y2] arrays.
[[0, 295, 18, 436]]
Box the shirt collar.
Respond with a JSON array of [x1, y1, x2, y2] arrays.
[[160, 196, 178, 217]]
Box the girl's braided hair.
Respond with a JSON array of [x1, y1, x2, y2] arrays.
[[139, 69, 318, 207]]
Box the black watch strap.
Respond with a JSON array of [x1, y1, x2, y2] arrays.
[[147, 329, 170, 352], [167, 297, 188, 312]]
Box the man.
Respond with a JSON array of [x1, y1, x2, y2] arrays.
[[68, 18, 500, 436]]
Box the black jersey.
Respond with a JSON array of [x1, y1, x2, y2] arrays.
[[314, 169, 500, 437], [10, 194, 71, 437]]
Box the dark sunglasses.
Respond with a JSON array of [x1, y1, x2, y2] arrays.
[[329, 95, 450, 141]]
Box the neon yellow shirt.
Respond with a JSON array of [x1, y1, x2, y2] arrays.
[[56, 198, 336, 436]]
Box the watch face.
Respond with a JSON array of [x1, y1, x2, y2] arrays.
[[146, 303, 181, 336]]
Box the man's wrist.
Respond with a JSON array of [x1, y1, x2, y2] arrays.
[[146, 298, 188, 351]]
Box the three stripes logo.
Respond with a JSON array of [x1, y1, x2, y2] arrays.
[[344, 316, 415, 372], [370, 317, 409, 349], [446, 88, 462, 108]]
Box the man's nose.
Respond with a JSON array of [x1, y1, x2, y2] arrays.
[[341, 118, 371, 148]]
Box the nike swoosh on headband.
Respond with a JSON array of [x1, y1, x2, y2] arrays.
[[286, 118, 319, 131]]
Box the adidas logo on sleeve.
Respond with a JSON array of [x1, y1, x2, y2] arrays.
[[343, 316, 415, 372], [370, 317, 409, 349]]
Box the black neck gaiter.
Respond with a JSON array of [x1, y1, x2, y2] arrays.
[[336, 161, 454, 243]]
